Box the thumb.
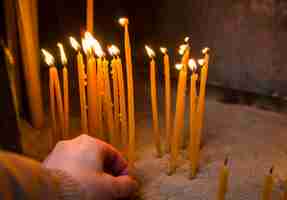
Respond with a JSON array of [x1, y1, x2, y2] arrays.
[[108, 174, 138, 199]]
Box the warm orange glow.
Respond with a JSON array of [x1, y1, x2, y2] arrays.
[[188, 59, 197, 71], [41, 49, 55, 66], [175, 63, 183, 71], [57, 43, 67, 65], [70, 37, 81, 51], [184, 37, 190, 43], [198, 59, 205, 66], [145, 45, 155, 58], [82, 32, 95, 54], [93, 41, 104, 57], [108, 45, 120, 56], [119, 17, 129, 26], [160, 47, 167, 54], [202, 47, 210, 54], [179, 44, 188, 55]]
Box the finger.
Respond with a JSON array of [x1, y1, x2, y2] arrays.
[[100, 141, 128, 176]]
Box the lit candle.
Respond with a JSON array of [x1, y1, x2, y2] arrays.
[[169, 43, 190, 175], [57, 43, 69, 139], [42, 49, 65, 144], [87, 0, 94, 32], [102, 57, 116, 145], [82, 32, 98, 137], [109, 45, 121, 147], [96, 55, 104, 138], [217, 158, 229, 200], [188, 59, 199, 179], [145, 45, 162, 157], [262, 167, 274, 200], [160, 47, 172, 152], [119, 17, 136, 167], [196, 47, 210, 147], [116, 55, 128, 151], [70, 37, 88, 134]]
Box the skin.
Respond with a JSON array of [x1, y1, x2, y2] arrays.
[[43, 134, 138, 200]]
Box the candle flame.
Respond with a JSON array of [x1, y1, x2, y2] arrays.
[[145, 45, 155, 58], [202, 47, 210, 54], [175, 63, 183, 70], [93, 41, 105, 57], [70, 37, 80, 51], [198, 59, 205, 66], [41, 49, 55, 66], [82, 32, 104, 57], [57, 43, 67, 65], [179, 44, 188, 55], [160, 47, 167, 54], [119, 17, 129, 26], [184, 37, 190, 43], [188, 59, 197, 71], [108, 45, 120, 56]]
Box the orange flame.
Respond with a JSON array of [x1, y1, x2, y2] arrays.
[[145, 45, 155, 58], [119, 17, 129, 26], [70, 37, 81, 51], [202, 47, 210, 54], [188, 59, 197, 71], [41, 49, 55, 66], [57, 43, 67, 65], [179, 44, 188, 55], [160, 47, 167, 54], [184, 37, 190, 43], [198, 59, 205, 66], [175, 63, 183, 71], [108, 45, 120, 56]]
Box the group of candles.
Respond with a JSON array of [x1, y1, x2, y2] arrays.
[[144, 37, 210, 177], [42, 18, 136, 168]]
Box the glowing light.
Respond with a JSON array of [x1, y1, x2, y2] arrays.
[[70, 37, 81, 51], [108, 45, 120, 56], [93, 41, 105, 57], [179, 44, 188, 55], [202, 47, 210, 54], [145, 45, 155, 58], [57, 43, 67, 65], [198, 59, 205, 66], [184, 37, 190, 43], [119, 17, 129, 26], [188, 59, 197, 71], [41, 49, 55, 66], [175, 63, 183, 70], [160, 47, 167, 54]]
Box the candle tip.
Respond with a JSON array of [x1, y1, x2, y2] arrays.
[[118, 17, 129, 26], [160, 47, 167, 54], [41, 49, 55, 66], [175, 63, 183, 70], [202, 47, 210, 54], [108, 45, 120, 56], [198, 59, 205, 66], [184, 36, 190, 43], [70, 37, 81, 51], [57, 43, 67, 65], [188, 59, 197, 71], [179, 44, 188, 55]]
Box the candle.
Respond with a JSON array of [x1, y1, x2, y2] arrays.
[[42, 50, 57, 145], [57, 43, 69, 139], [70, 37, 88, 134], [87, 0, 94, 32], [96, 57, 104, 138], [116, 56, 128, 151], [188, 59, 199, 179], [262, 167, 274, 200], [169, 44, 190, 175], [196, 47, 210, 146], [145, 45, 162, 157], [82, 32, 98, 137], [103, 58, 116, 145], [109, 45, 121, 147], [160, 47, 172, 153], [217, 158, 229, 200], [119, 17, 136, 167]]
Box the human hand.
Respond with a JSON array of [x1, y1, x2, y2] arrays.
[[43, 134, 138, 200]]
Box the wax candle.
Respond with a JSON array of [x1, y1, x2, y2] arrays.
[[169, 44, 190, 175], [103, 58, 116, 145], [82, 33, 98, 137], [96, 57, 104, 138], [116, 56, 128, 151], [196, 48, 210, 146], [146, 45, 162, 157], [57, 43, 69, 139], [160, 47, 172, 152], [217, 158, 229, 200], [262, 167, 274, 200], [70, 37, 88, 134], [188, 59, 199, 179], [109, 45, 121, 147], [119, 17, 136, 167], [87, 0, 94, 33]]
